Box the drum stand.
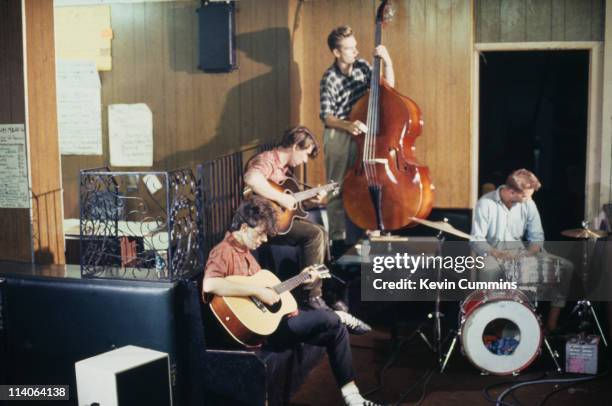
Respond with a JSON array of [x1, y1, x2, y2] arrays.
[[571, 235, 608, 347], [420, 231, 454, 371]]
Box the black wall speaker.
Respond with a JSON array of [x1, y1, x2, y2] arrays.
[[197, 1, 237, 73]]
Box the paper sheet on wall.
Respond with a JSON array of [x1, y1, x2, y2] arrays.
[[56, 59, 103, 155], [108, 104, 153, 167], [54, 5, 112, 71], [0, 124, 29, 209]]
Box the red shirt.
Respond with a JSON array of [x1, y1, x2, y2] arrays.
[[202, 232, 260, 302], [244, 149, 289, 184], [202, 232, 299, 317]]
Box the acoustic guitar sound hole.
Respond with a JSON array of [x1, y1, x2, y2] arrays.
[[265, 300, 282, 313]]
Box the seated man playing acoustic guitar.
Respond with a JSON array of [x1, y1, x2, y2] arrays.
[[244, 125, 370, 334], [202, 197, 384, 406]]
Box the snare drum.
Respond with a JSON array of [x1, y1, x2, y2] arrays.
[[502, 253, 570, 286], [460, 290, 542, 375]]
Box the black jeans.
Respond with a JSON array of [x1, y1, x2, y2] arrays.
[[269, 218, 329, 298], [268, 308, 355, 387]]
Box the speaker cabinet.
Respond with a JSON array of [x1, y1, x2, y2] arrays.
[[197, 1, 237, 73], [75, 345, 172, 406]]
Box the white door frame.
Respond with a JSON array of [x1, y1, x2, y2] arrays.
[[472, 42, 605, 223]]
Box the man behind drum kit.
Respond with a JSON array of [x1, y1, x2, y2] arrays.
[[470, 169, 566, 333]]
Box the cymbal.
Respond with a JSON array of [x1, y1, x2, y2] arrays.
[[561, 228, 608, 239], [410, 217, 471, 240]]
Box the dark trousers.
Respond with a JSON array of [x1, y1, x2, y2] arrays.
[[270, 218, 329, 298], [269, 308, 355, 387]]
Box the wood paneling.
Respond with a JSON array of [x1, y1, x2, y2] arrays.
[[25, 0, 65, 264], [295, 0, 473, 208], [477, 0, 605, 43], [0, 0, 32, 262], [60, 0, 293, 218]]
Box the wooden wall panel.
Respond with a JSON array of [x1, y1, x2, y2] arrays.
[[60, 0, 292, 219], [0, 0, 32, 262], [477, 0, 605, 43], [295, 0, 473, 208], [25, 0, 65, 264]]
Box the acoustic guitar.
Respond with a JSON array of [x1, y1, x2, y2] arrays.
[[210, 264, 331, 347], [244, 178, 339, 235]]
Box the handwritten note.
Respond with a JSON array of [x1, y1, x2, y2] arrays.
[[108, 104, 153, 167], [0, 124, 29, 208], [54, 5, 112, 71], [56, 59, 102, 155]]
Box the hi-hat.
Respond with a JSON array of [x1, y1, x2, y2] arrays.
[[561, 228, 607, 239], [410, 217, 471, 240]]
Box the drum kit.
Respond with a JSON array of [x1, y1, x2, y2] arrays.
[[412, 217, 608, 376]]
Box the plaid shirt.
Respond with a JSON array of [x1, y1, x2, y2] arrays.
[[319, 58, 372, 123]]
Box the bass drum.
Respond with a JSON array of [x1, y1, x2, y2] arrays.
[[460, 290, 542, 375]]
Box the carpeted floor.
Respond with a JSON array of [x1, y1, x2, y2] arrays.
[[290, 325, 612, 406]]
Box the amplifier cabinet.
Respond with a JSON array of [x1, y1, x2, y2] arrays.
[[75, 345, 172, 406]]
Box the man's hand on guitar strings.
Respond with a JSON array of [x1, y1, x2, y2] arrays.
[[254, 287, 280, 306], [279, 193, 298, 210]]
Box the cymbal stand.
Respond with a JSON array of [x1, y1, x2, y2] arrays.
[[423, 229, 459, 371], [574, 234, 608, 347], [571, 300, 608, 347], [401, 229, 450, 367]]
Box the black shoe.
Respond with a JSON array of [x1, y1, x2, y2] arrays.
[[335, 310, 372, 335], [306, 295, 332, 311]]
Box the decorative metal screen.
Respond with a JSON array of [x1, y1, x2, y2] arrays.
[[79, 168, 202, 280]]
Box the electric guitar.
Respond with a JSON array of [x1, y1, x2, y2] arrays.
[[244, 178, 339, 235], [209, 264, 331, 347]]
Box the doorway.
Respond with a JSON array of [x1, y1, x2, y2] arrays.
[[478, 50, 589, 240]]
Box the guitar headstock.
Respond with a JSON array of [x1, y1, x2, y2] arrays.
[[308, 264, 331, 280], [328, 181, 340, 194], [376, 0, 394, 25]]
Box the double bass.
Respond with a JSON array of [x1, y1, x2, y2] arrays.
[[343, 0, 434, 232]]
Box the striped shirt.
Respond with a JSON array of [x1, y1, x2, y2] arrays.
[[319, 58, 372, 123]]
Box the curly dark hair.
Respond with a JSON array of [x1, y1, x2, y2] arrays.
[[279, 125, 319, 158], [229, 196, 278, 236], [327, 25, 353, 51]]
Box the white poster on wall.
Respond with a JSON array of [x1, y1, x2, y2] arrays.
[[56, 59, 103, 155], [0, 124, 29, 208], [108, 103, 153, 167]]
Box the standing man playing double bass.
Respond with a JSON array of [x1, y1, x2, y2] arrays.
[[320, 25, 395, 254]]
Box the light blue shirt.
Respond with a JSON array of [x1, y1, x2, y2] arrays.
[[471, 187, 544, 254]]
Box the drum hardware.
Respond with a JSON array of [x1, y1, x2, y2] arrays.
[[561, 220, 608, 348], [570, 300, 608, 348], [560, 221, 608, 239], [409, 217, 470, 371]]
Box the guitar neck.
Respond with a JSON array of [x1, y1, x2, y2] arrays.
[[292, 185, 332, 202], [272, 272, 312, 294]]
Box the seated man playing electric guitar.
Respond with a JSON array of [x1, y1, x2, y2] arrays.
[[244, 125, 370, 334], [202, 197, 384, 406]]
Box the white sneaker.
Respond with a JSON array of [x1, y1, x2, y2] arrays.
[[335, 310, 372, 335]]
